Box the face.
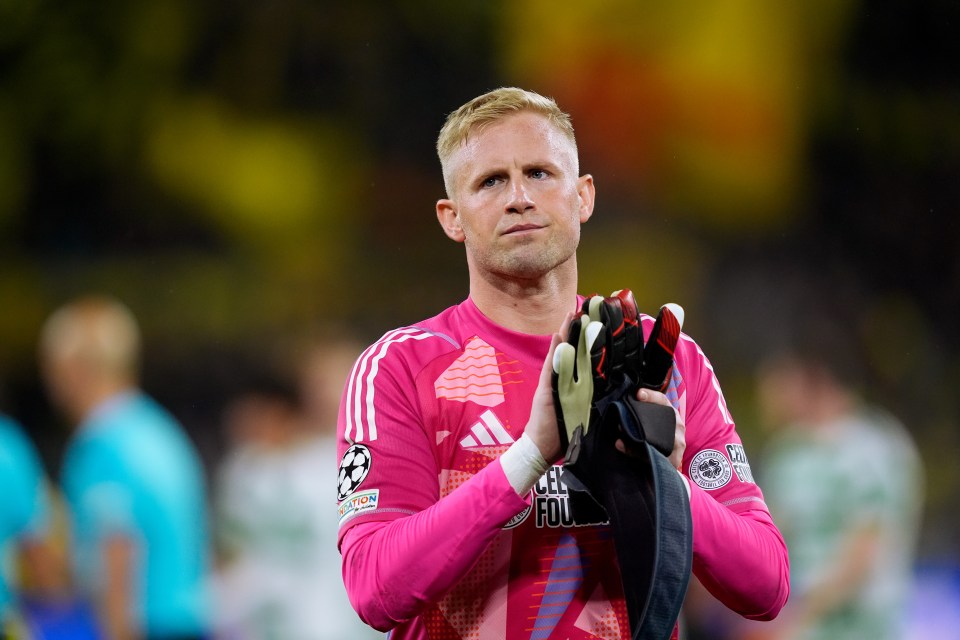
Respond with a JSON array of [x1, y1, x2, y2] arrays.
[[756, 356, 814, 429], [437, 111, 594, 281], [40, 349, 84, 424]]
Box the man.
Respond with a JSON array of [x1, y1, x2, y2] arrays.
[[336, 88, 789, 639], [753, 336, 923, 639], [0, 412, 51, 633], [212, 346, 382, 640], [40, 296, 210, 640]]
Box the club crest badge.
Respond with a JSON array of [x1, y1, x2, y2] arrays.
[[689, 449, 733, 491]]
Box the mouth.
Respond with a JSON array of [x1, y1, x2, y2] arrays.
[[502, 223, 543, 235]]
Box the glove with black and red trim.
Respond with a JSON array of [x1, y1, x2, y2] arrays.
[[581, 289, 684, 397], [561, 291, 693, 640], [571, 291, 685, 467]]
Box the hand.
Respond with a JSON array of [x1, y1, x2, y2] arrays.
[[525, 312, 575, 464], [616, 387, 686, 471], [552, 313, 605, 456], [581, 291, 682, 395], [580, 292, 632, 396]]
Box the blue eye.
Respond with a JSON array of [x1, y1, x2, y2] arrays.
[[530, 169, 547, 179]]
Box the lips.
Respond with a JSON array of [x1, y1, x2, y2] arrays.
[[503, 223, 543, 235]]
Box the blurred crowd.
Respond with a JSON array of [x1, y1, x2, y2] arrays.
[[1, 295, 382, 640]]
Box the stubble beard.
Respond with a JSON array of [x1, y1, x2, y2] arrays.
[[475, 231, 579, 283]]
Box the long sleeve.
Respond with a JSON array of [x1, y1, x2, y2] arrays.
[[340, 458, 529, 631], [664, 324, 790, 620], [688, 482, 790, 619]]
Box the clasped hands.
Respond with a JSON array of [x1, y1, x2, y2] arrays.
[[526, 290, 686, 478]]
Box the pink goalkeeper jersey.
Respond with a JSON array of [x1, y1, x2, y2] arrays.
[[336, 298, 787, 639]]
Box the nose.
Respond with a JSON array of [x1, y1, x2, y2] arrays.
[[505, 180, 534, 214]]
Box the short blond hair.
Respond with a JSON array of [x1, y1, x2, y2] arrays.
[[40, 295, 141, 379], [437, 87, 577, 195]]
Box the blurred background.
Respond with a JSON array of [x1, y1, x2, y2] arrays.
[[0, 0, 957, 635]]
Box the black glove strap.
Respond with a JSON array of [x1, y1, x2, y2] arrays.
[[562, 403, 693, 640], [615, 396, 676, 459]]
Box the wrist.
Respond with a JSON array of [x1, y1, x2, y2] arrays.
[[677, 469, 691, 498], [500, 432, 550, 496]]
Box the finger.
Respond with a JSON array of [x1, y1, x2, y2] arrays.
[[613, 289, 642, 382], [552, 341, 573, 375], [584, 320, 604, 352], [584, 319, 608, 397], [602, 297, 626, 380], [549, 333, 569, 451], [613, 438, 644, 459], [583, 295, 604, 323], [663, 302, 685, 331], [547, 333, 570, 373], [567, 314, 583, 348], [637, 388, 672, 407], [557, 311, 576, 342], [641, 302, 684, 391]]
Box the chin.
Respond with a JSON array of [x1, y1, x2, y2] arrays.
[[474, 241, 575, 281], [500, 255, 562, 280]]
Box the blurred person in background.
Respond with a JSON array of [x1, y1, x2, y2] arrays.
[[0, 410, 54, 634], [39, 296, 211, 640], [750, 312, 924, 640], [212, 338, 381, 640]]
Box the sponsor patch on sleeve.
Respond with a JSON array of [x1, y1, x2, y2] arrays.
[[725, 443, 756, 484], [689, 449, 733, 490], [338, 489, 380, 526]]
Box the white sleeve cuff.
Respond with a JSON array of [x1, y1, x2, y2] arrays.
[[500, 433, 549, 496]]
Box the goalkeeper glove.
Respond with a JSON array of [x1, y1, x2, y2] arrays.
[[582, 290, 684, 395], [551, 313, 605, 456], [579, 291, 685, 459]]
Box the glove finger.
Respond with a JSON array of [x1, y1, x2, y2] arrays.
[[576, 319, 599, 423], [584, 318, 610, 399], [582, 295, 604, 324], [585, 319, 605, 353], [601, 296, 626, 383], [552, 342, 577, 450], [552, 341, 575, 376], [640, 303, 684, 391], [567, 315, 583, 381], [663, 302, 685, 331], [613, 289, 643, 384]]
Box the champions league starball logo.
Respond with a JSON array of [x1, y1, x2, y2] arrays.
[[338, 444, 372, 500]]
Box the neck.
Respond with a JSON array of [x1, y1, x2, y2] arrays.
[[71, 379, 135, 425], [808, 385, 857, 429], [468, 260, 580, 335]]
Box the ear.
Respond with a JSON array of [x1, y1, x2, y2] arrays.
[[436, 199, 465, 242], [577, 174, 596, 224]]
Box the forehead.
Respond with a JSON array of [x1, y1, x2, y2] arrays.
[[451, 111, 577, 177]]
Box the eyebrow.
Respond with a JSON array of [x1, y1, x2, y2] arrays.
[[470, 158, 564, 182]]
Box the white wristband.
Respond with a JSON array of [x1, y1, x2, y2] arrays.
[[500, 433, 549, 496]]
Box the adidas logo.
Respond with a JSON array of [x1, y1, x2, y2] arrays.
[[459, 410, 515, 448]]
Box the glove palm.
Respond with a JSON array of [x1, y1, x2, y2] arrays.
[[551, 315, 604, 454]]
